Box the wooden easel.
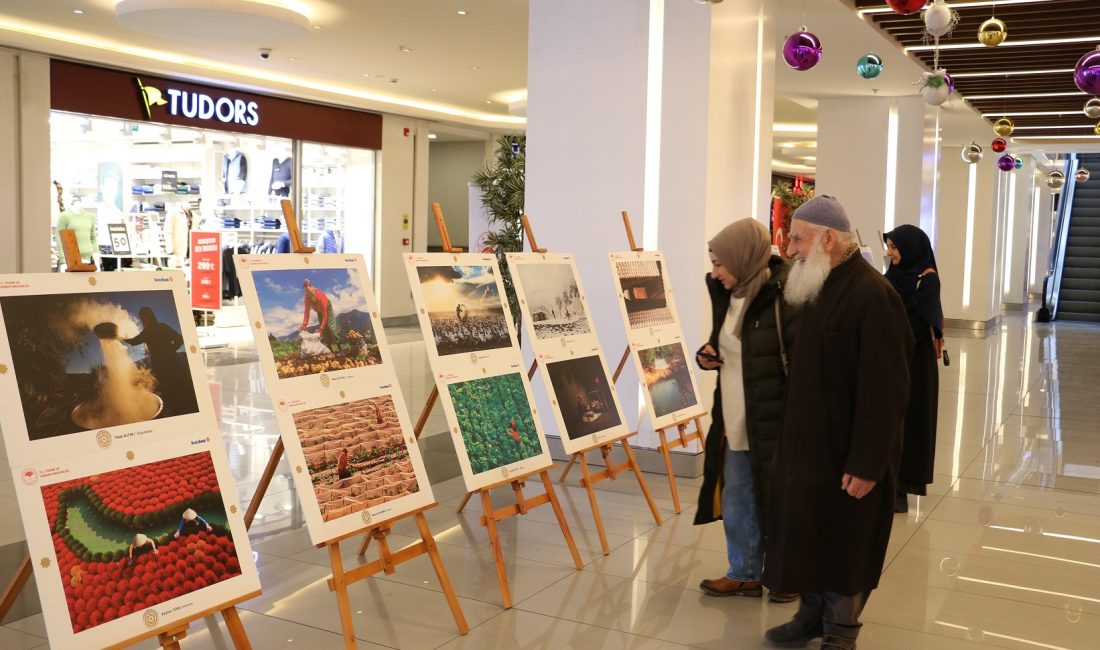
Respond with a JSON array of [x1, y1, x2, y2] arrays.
[[557, 211, 704, 514], [512, 215, 662, 555], [323, 505, 470, 646], [1, 235, 255, 648], [418, 205, 583, 608]]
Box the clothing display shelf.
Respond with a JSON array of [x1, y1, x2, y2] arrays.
[[301, 162, 346, 250]]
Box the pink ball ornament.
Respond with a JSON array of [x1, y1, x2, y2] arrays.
[[1074, 46, 1100, 95], [886, 0, 928, 15], [783, 29, 823, 71], [991, 138, 1007, 153], [997, 155, 1016, 172]]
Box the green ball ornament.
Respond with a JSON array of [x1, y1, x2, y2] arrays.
[[856, 53, 884, 80], [1014, 157, 1024, 170]]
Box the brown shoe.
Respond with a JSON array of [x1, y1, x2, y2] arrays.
[[768, 591, 799, 603], [699, 576, 763, 597]]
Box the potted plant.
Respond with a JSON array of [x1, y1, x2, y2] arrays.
[[771, 180, 814, 257], [472, 134, 526, 335]]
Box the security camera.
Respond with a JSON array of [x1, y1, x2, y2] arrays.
[[259, 48, 272, 60]]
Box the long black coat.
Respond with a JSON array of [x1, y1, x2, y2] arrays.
[[898, 302, 939, 495], [762, 254, 913, 596], [694, 256, 799, 529]]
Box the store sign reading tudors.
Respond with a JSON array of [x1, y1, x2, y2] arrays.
[[136, 77, 259, 126]]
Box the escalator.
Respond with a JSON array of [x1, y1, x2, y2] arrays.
[[1057, 154, 1100, 322]]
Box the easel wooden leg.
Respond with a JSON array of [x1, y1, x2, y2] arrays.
[[0, 556, 32, 623], [327, 541, 358, 650], [244, 437, 285, 529], [220, 606, 252, 650], [413, 386, 439, 440], [539, 471, 584, 569], [620, 439, 662, 525], [657, 430, 682, 514], [157, 623, 190, 650], [414, 513, 469, 634], [455, 491, 473, 513], [356, 533, 373, 557], [577, 455, 610, 555], [558, 454, 578, 483], [479, 489, 513, 608]]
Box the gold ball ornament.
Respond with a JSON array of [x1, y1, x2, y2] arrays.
[[978, 17, 1007, 47], [1094, 122, 1100, 136], [1085, 98, 1100, 120], [993, 118, 1014, 137]]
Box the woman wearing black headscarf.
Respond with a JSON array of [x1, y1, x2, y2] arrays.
[[883, 225, 943, 513]]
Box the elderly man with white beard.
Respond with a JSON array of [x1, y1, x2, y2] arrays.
[[761, 195, 913, 650]]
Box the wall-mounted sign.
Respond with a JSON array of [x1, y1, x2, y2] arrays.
[[138, 77, 260, 126], [107, 223, 131, 255], [50, 60, 382, 149]]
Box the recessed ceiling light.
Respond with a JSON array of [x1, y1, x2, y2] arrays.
[[485, 100, 492, 104], [431, 88, 438, 92], [288, 57, 297, 61], [471, 66, 480, 71], [457, 10, 467, 15], [428, 133, 438, 139], [313, 25, 322, 30], [73, 9, 84, 14], [399, 45, 413, 53]]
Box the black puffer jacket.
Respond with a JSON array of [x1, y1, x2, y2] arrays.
[[693, 255, 799, 528]]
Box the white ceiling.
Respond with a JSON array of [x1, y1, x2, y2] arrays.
[[0, 0, 992, 165]]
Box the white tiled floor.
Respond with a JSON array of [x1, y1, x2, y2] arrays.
[[4, 313, 1100, 648]]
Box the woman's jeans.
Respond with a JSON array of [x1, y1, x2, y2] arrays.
[[722, 449, 762, 581]]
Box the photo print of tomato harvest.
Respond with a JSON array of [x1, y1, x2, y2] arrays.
[[293, 395, 420, 522], [639, 343, 698, 418], [40, 451, 242, 634], [615, 259, 675, 329], [251, 267, 381, 379], [0, 291, 199, 441], [416, 265, 511, 356], [447, 372, 541, 474]]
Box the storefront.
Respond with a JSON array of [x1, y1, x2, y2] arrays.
[[47, 60, 382, 293]]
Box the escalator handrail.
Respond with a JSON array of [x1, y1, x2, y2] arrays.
[[1047, 155, 1078, 319]]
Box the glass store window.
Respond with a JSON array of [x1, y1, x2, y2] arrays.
[[49, 112, 377, 283]]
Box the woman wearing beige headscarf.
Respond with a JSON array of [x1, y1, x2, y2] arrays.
[[694, 218, 801, 603]]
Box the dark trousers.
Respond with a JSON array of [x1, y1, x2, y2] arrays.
[[795, 590, 871, 641]]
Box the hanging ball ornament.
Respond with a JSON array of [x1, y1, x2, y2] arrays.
[[991, 138, 1007, 153], [1076, 168, 1091, 183], [924, 0, 958, 38], [997, 155, 1016, 172], [920, 73, 951, 106], [978, 17, 1007, 47], [1074, 46, 1100, 95], [1014, 157, 1024, 170], [993, 118, 1015, 137], [1094, 122, 1100, 136], [783, 28, 823, 71], [886, 0, 928, 15], [961, 142, 983, 164], [1047, 171, 1066, 191], [856, 53, 884, 80], [1084, 98, 1100, 119]]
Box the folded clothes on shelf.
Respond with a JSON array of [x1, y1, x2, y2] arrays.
[[142, 185, 155, 194]]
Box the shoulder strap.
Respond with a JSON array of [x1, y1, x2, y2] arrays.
[[774, 282, 789, 378]]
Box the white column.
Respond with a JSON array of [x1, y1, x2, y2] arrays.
[[816, 96, 936, 247], [1027, 172, 1056, 296], [1001, 157, 1035, 306], [527, 0, 776, 450]]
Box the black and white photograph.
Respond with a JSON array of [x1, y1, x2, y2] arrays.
[[513, 262, 591, 339]]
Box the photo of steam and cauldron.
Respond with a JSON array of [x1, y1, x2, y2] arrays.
[[0, 290, 199, 440]]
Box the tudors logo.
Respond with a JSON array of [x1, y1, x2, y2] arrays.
[[137, 77, 259, 126]]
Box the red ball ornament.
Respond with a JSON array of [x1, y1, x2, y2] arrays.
[[991, 138, 1007, 153], [886, 0, 928, 15]]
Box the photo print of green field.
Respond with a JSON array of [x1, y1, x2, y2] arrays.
[[251, 267, 380, 379], [639, 343, 698, 418], [447, 372, 542, 474], [416, 265, 511, 356], [293, 395, 420, 522], [615, 259, 675, 329], [546, 355, 621, 439], [39, 451, 243, 634], [0, 290, 199, 440]]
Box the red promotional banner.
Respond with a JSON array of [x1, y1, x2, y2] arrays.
[[190, 231, 222, 311]]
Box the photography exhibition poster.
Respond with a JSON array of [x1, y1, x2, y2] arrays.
[[405, 253, 552, 490], [235, 253, 434, 544], [507, 253, 629, 453]]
